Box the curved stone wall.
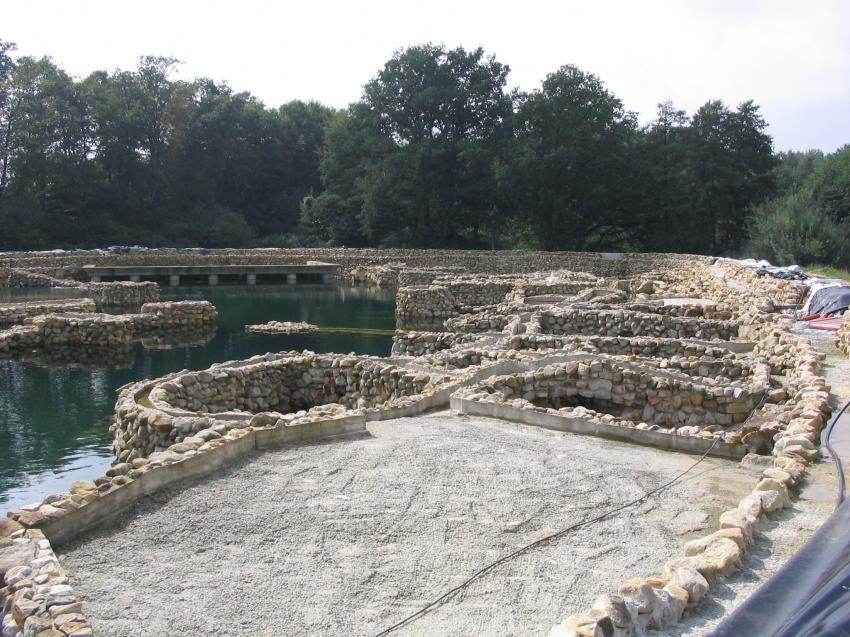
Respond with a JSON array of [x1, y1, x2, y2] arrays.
[[111, 351, 453, 460], [455, 357, 765, 429], [838, 313, 850, 358]]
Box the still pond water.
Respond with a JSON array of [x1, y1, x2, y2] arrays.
[[0, 285, 395, 510]]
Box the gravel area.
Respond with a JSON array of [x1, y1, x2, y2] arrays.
[[60, 413, 758, 637], [658, 463, 832, 636]]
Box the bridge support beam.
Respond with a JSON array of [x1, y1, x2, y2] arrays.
[[169, 275, 180, 287], [286, 274, 297, 285], [208, 274, 219, 286], [130, 275, 141, 283], [246, 274, 256, 285]]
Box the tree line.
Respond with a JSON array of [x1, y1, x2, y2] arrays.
[[1, 40, 846, 265]]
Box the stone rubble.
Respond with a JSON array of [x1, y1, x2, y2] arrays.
[[244, 321, 319, 334]]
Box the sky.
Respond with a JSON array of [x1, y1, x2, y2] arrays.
[[4, 0, 850, 152]]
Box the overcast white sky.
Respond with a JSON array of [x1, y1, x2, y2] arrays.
[[5, 0, 849, 152]]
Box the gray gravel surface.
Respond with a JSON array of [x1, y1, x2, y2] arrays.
[[61, 414, 761, 637]]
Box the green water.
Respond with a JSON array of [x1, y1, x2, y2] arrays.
[[0, 285, 395, 510]]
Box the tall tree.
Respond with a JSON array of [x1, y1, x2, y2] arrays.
[[309, 44, 512, 247], [0, 39, 17, 203], [505, 65, 637, 251], [684, 100, 776, 253]]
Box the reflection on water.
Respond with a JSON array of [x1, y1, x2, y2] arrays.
[[0, 284, 396, 509], [0, 287, 89, 303]]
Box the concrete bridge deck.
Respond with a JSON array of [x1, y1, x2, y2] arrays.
[[82, 262, 340, 286]]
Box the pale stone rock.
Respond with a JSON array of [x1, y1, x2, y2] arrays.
[[762, 467, 793, 484], [754, 478, 792, 508], [719, 509, 759, 544], [668, 566, 708, 604], [684, 527, 746, 556], [548, 612, 613, 637], [617, 578, 656, 614], [663, 583, 689, 620], [1, 613, 19, 637], [737, 493, 765, 520], [591, 594, 632, 629], [666, 538, 739, 583]]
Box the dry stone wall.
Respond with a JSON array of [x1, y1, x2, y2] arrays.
[[2, 249, 710, 283], [391, 330, 489, 356], [839, 313, 850, 358], [111, 351, 452, 460], [538, 307, 739, 341], [0, 299, 96, 327], [2, 265, 159, 308], [455, 357, 765, 429], [546, 326, 830, 637], [0, 301, 216, 356], [396, 272, 601, 321], [85, 282, 159, 308]]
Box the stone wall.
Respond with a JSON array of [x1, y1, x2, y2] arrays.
[[111, 351, 450, 459], [396, 273, 601, 321], [391, 330, 491, 356], [546, 330, 830, 637], [456, 357, 765, 428], [839, 312, 850, 358], [537, 308, 739, 341], [0, 301, 216, 356], [30, 313, 139, 347], [660, 259, 809, 311], [505, 334, 752, 379], [3, 267, 73, 288], [1, 251, 837, 637], [0, 299, 96, 327], [2, 249, 711, 283], [396, 281, 516, 320], [0, 524, 93, 637], [86, 281, 159, 308], [2, 264, 160, 308]]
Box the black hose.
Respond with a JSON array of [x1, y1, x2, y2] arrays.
[[822, 398, 849, 507]]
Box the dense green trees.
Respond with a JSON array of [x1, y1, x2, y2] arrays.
[[0, 40, 334, 248], [504, 65, 637, 251], [1, 38, 838, 264], [305, 45, 511, 247], [311, 46, 780, 254], [747, 146, 850, 267]]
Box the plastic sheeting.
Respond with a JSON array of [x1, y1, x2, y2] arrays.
[[806, 286, 850, 316], [802, 282, 843, 315]]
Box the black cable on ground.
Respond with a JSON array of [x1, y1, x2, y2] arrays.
[[373, 436, 722, 637]]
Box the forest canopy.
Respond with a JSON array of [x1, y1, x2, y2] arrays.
[[0, 40, 846, 265]]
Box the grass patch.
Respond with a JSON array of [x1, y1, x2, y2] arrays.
[[804, 265, 850, 282]]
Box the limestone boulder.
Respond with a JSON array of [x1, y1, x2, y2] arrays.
[[667, 567, 709, 605]]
